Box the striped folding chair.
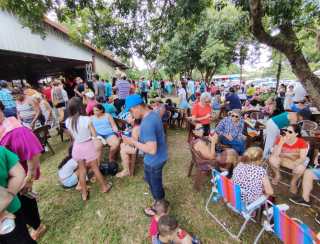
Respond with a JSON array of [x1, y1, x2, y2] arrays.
[[254, 204, 320, 244], [205, 169, 268, 240]]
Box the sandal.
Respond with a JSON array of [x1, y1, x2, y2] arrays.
[[102, 182, 113, 193], [143, 207, 156, 217], [116, 171, 130, 178]]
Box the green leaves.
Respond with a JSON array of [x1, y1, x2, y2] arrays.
[[0, 0, 52, 36], [156, 2, 247, 79]]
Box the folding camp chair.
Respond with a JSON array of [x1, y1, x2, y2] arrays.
[[205, 169, 268, 240], [254, 204, 320, 244], [188, 140, 215, 191]]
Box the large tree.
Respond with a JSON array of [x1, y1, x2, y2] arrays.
[[234, 0, 320, 106], [158, 3, 246, 80]]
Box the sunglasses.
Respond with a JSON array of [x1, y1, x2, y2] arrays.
[[194, 127, 204, 131], [231, 114, 239, 118], [282, 129, 294, 134]]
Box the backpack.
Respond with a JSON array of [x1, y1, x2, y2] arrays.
[[99, 161, 119, 176]]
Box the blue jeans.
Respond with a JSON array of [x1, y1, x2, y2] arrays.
[[144, 163, 166, 200], [219, 135, 246, 155]]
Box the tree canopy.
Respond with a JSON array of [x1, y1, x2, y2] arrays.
[[1, 0, 320, 104]]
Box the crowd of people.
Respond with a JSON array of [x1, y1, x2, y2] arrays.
[[0, 74, 319, 243]]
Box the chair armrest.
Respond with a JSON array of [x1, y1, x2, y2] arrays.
[[220, 171, 228, 177], [245, 195, 268, 212]]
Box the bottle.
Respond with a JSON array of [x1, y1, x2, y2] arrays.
[[0, 218, 15, 235]]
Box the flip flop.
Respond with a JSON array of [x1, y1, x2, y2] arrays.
[[103, 182, 113, 193]]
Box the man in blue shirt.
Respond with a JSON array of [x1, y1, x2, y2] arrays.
[[225, 87, 242, 111], [123, 94, 168, 215], [0, 81, 16, 117]]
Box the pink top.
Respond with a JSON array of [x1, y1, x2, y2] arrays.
[[86, 100, 97, 116], [0, 117, 22, 141], [149, 216, 158, 237]]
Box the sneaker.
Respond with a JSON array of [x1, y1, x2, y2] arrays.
[[315, 213, 320, 225], [289, 196, 311, 207]]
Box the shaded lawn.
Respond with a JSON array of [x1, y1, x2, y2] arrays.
[[35, 129, 317, 244]]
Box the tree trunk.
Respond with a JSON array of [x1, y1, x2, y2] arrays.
[[205, 66, 217, 83], [275, 54, 282, 93], [249, 0, 320, 107]]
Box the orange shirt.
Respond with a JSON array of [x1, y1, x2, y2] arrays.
[[192, 102, 212, 125]]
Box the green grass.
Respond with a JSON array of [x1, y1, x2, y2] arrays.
[[35, 128, 317, 244]]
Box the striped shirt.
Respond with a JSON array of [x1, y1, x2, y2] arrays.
[[116, 79, 130, 99], [16, 101, 36, 127], [0, 89, 16, 109]]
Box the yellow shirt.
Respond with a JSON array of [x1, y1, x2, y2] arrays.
[[247, 87, 256, 96]]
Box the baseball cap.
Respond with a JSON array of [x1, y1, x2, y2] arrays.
[[125, 94, 144, 112]]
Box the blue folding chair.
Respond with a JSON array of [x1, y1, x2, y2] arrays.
[[205, 169, 268, 240], [254, 204, 320, 244]]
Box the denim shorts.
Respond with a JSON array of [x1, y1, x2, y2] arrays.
[[313, 168, 320, 180], [61, 173, 78, 188], [98, 132, 115, 139]]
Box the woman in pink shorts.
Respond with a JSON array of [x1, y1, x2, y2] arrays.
[[66, 97, 112, 201]]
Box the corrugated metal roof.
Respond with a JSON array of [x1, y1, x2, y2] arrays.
[[43, 16, 127, 69]]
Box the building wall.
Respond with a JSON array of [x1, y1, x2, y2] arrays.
[[0, 11, 94, 62], [94, 54, 116, 80]]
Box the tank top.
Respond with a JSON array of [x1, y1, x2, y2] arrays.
[[91, 115, 113, 136], [52, 87, 64, 103], [17, 101, 35, 125]]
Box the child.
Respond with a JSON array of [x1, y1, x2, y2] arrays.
[[85, 91, 97, 116], [157, 215, 200, 244], [148, 200, 170, 243], [116, 113, 140, 178], [58, 145, 80, 188], [66, 97, 112, 201]]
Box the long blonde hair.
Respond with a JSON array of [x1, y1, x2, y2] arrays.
[[242, 147, 263, 165]]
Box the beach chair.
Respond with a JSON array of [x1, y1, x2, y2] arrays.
[[205, 169, 268, 240], [254, 204, 320, 244]]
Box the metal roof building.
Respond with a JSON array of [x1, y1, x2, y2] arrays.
[[0, 11, 127, 82]]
